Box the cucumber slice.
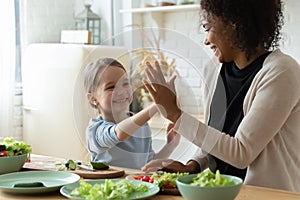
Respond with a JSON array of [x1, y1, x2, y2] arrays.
[[90, 161, 109, 170], [65, 159, 77, 170]]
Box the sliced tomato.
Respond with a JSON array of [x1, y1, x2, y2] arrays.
[[133, 175, 143, 180], [133, 175, 153, 182]]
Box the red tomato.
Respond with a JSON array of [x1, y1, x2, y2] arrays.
[[0, 150, 7, 157], [141, 175, 150, 182], [149, 177, 155, 183], [25, 157, 31, 162]]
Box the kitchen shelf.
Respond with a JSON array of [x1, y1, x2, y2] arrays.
[[120, 4, 200, 14]]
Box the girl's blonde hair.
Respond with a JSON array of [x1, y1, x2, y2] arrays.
[[83, 57, 126, 109]]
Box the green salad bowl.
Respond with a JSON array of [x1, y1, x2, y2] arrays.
[[0, 154, 28, 174], [176, 173, 243, 200]]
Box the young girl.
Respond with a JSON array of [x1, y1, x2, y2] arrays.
[[83, 57, 179, 169]]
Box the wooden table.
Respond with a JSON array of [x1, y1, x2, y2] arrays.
[[1, 155, 300, 200]]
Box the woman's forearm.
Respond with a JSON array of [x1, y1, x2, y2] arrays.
[[153, 140, 178, 159]]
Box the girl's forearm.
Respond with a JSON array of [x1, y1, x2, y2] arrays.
[[115, 104, 158, 140]]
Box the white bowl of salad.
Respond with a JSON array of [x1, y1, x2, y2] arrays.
[[0, 137, 32, 174], [176, 169, 243, 200]]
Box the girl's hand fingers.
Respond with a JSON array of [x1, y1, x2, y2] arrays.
[[146, 61, 166, 85], [166, 123, 175, 132], [145, 62, 155, 83], [143, 80, 157, 101], [168, 75, 177, 93], [154, 61, 166, 84]]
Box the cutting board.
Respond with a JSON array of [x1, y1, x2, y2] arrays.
[[23, 159, 125, 179]]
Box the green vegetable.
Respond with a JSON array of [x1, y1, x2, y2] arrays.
[[90, 161, 109, 170], [190, 170, 236, 187], [0, 137, 32, 156], [65, 159, 77, 170], [70, 179, 149, 200], [152, 172, 189, 188]]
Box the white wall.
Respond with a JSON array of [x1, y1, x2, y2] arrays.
[[22, 0, 115, 46], [21, 0, 300, 64], [280, 0, 300, 63], [21, 0, 76, 45]]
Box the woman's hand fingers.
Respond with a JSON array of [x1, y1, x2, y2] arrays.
[[161, 161, 189, 173], [141, 159, 174, 172]]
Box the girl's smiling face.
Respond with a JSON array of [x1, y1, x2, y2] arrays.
[[93, 66, 133, 121]]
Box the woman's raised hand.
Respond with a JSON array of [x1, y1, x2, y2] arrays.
[[143, 61, 182, 123]]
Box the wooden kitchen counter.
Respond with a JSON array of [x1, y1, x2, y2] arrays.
[[0, 154, 299, 200]]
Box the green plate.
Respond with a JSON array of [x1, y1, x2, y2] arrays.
[[60, 179, 160, 200], [0, 171, 80, 194]]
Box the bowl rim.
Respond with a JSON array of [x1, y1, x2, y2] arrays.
[[0, 153, 28, 159], [176, 173, 243, 189]]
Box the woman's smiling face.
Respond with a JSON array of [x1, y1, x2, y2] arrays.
[[94, 66, 133, 119], [202, 14, 236, 63]]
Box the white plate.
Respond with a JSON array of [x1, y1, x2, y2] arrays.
[[60, 179, 160, 200], [0, 171, 80, 194]]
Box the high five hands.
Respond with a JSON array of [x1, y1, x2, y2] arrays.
[[143, 61, 182, 123]]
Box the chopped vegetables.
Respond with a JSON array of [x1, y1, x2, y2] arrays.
[[0, 137, 32, 157], [70, 179, 149, 200], [152, 172, 189, 189], [133, 175, 155, 183], [133, 172, 188, 189], [57, 159, 110, 171], [190, 170, 236, 187]]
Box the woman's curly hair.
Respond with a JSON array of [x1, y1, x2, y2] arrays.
[[200, 0, 284, 59]]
